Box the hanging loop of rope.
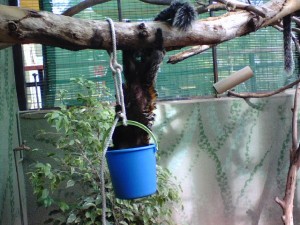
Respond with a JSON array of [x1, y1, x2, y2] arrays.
[[101, 17, 128, 225], [106, 17, 127, 126]]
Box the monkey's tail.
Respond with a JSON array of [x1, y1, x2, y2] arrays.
[[283, 15, 294, 75], [154, 0, 197, 31]]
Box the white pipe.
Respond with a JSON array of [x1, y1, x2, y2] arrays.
[[213, 66, 254, 94]]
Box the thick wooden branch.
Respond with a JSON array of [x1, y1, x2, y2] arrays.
[[0, 0, 299, 51]]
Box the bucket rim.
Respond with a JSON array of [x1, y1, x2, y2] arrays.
[[107, 144, 157, 154]]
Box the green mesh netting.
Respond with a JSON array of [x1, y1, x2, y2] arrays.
[[40, 0, 298, 107]]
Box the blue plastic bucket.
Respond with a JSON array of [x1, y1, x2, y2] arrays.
[[106, 144, 157, 199]]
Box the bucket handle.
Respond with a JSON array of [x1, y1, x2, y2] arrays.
[[102, 120, 158, 151]]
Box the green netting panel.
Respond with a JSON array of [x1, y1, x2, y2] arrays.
[[218, 27, 298, 93], [40, 0, 298, 107]]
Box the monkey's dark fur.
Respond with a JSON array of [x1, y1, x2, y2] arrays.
[[112, 1, 196, 149], [112, 29, 165, 149], [154, 1, 197, 31], [283, 15, 294, 75]]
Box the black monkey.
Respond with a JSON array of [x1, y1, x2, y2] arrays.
[[112, 1, 197, 149]]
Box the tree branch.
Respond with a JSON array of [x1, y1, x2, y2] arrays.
[[196, 2, 227, 14], [167, 44, 215, 64], [214, 0, 266, 17], [0, 0, 299, 51], [227, 78, 300, 98], [274, 83, 300, 225], [292, 84, 299, 151], [292, 16, 300, 27], [139, 0, 171, 5]]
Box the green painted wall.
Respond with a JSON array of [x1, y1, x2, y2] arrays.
[[20, 111, 56, 225], [21, 92, 298, 225], [0, 47, 27, 225]]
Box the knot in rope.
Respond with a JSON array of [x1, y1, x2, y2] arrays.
[[106, 17, 122, 73], [109, 54, 123, 74]]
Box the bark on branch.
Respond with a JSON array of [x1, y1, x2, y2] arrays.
[[0, 0, 299, 51]]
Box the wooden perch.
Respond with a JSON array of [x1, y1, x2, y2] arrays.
[[168, 44, 214, 64], [0, 0, 299, 51]]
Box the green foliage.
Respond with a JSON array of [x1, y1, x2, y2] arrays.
[[28, 78, 182, 225]]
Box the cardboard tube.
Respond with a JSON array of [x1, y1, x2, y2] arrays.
[[213, 66, 254, 94]]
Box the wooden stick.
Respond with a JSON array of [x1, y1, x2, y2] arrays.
[[227, 78, 300, 98]]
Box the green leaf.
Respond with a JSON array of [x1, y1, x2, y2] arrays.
[[84, 197, 94, 203], [69, 140, 75, 145], [44, 164, 52, 177], [47, 152, 55, 157], [41, 189, 49, 199], [66, 213, 76, 224], [66, 180, 75, 188], [43, 197, 53, 207], [81, 202, 96, 210], [59, 201, 70, 212], [85, 211, 91, 218], [70, 167, 75, 175]]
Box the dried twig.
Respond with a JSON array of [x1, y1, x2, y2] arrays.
[[292, 27, 300, 35], [167, 45, 214, 64], [139, 0, 171, 5], [214, 0, 266, 17], [196, 2, 228, 14], [227, 78, 300, 98], [292, 16, 300, 27]]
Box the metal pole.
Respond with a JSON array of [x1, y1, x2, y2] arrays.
[[117, 0, 122, 22], [209, 0, 219, 95], [32, 73, 40, 110]]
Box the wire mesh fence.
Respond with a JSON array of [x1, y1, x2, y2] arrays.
[[23, 0, 298, 108]]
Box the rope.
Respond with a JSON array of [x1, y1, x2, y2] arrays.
[[100, 18, 128, 225], [106, 18, 127, 125], [101, 116, 119, 225]]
